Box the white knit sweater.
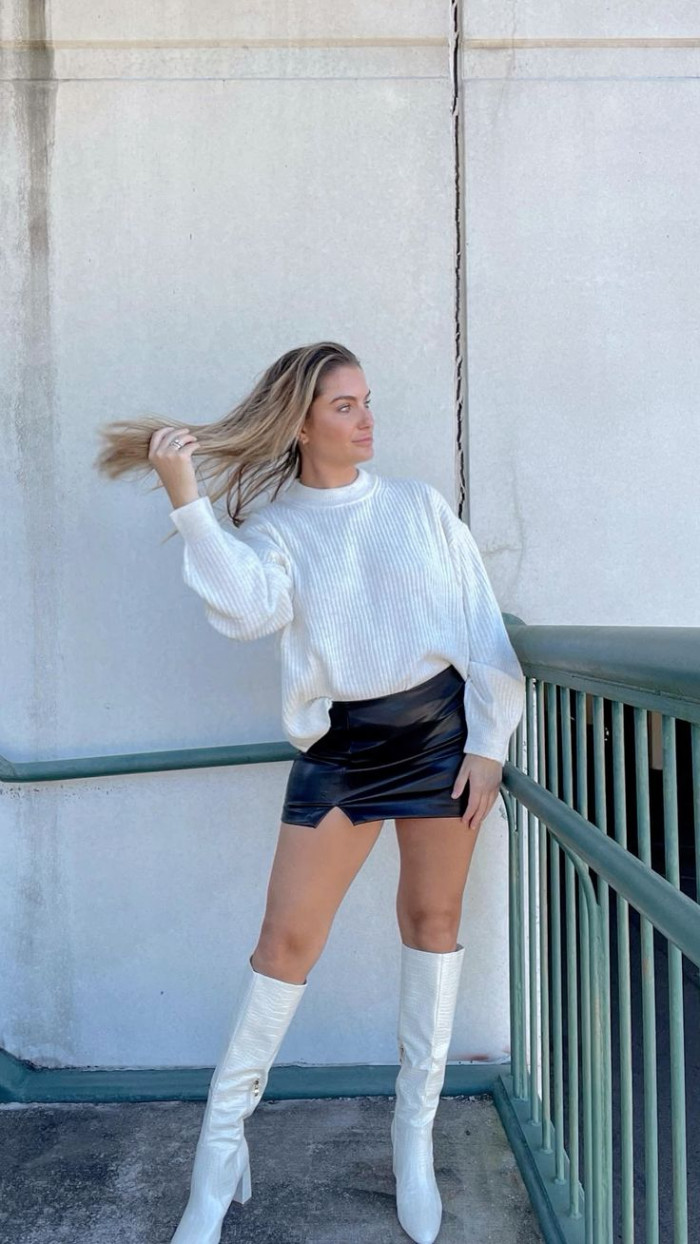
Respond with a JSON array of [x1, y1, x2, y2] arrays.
[[169, 466, 525, 764]]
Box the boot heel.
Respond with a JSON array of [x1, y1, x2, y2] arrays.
[[232, 1157, 252, 1205]]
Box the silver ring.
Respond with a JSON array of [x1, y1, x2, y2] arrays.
[[170, 438, 182, 450]]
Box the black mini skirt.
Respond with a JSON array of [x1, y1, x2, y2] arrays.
[[281, 663, 470, 827]]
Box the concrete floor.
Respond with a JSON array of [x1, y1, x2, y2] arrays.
[[0, 1093, 543, 1243]]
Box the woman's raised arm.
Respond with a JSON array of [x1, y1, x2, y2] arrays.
[[169, 497, 294, 641], [148, 424, 294, 642]]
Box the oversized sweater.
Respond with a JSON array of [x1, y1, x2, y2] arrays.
[[169, 466, 525, 764]]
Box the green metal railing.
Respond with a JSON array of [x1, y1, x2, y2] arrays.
[[497, 623, 700, 1244]]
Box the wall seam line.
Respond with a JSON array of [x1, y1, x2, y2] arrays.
[[450, 0, 468, 523]]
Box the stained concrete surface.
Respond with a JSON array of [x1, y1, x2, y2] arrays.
[[0, 1093, 543, 1243]]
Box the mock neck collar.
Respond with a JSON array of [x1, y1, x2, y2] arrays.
[[283, 466, 377, 507]]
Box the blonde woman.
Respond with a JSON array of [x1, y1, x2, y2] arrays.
[[95, 341, 525, 1244]]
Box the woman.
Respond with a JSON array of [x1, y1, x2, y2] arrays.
[[95, 341, 525, 1244]]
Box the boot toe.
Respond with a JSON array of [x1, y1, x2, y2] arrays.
[[396, 1184, 443, 1244]]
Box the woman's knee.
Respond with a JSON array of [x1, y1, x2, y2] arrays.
[[397, 905, 461, 952], [252, 918, 328, 980]]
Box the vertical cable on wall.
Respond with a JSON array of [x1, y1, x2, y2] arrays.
[[449, 0, 468, 523]]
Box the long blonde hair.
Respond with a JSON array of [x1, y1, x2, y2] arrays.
[[93, 341, 362, 528]]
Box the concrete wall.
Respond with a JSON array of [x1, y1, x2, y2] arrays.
[[2, 3, 697, 1073], [462, 5, 700, 625]]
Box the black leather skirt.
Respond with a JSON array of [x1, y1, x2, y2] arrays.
[[281, 663, 470, 827]]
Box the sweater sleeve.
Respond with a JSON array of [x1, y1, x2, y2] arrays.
[[431, 490, 525, 764], [168, 495, 294, 641]]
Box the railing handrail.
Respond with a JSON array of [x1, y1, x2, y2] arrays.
[[503, 761, 700, 967], [504, 617, 700, 723], [0, 740, 298, 784]]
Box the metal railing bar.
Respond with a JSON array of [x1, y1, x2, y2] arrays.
[[579, 879, 593, 1242], [592, 694, 614, 1242], [561, 687, 581, 1218], [527, 680, 541, 1126], [537, 680, 553, 1154], [501, 765, 700, 969], [587, 881, 609, 1243], [612, 700, 634, 1244], [633, 706, 660, 1244], [506, 724, 527, 1100], [557, 840, 610, 1239], [662, 715, 689, 1244], [575, 692, 594, 1244], [0, 740, 298, 784], [546, 682, 566, 1183]]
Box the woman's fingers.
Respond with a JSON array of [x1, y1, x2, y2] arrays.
[[169, 432, 199, 455], [461, 784, 482, 829], [467, 796, 488, 832], [461, 785, 497, 832], [148, 426, 193, 455], [149, 425, 175, 448], [147, 426, 200, 500], [148, 428, 199, 461]]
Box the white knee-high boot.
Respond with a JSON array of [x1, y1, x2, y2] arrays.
[[170, 958, 307, 1244], [390, 941, 465, 1244]]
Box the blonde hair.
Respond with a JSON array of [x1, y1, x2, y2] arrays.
[[93, 341, 362, 529]]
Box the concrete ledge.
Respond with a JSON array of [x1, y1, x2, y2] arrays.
[[0, 1045, 507, 1103]]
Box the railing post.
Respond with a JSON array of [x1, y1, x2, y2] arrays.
[[663, 714, 689, 1244], [506, 724, 527, 1100]]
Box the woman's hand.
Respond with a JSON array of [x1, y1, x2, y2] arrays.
[[148, 426, 201, 509], [451, 752, 503, 832]]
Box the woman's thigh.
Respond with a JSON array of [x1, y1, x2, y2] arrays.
[[394, 815, 482, 949], [253, 807, 384, 977]]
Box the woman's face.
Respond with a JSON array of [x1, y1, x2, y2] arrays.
[[300, 365, 374, 468]]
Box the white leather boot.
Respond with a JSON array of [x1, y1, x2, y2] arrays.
[[170, 957, 307, 1243], [390, 941, 465, 1244]]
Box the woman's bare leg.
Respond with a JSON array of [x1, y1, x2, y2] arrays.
[[251, 807, 384, 984], [394, 815, 482, 951]]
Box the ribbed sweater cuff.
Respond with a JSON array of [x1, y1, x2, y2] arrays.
[[169, 495, 220, 542], [462, 665, 526, 765]]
